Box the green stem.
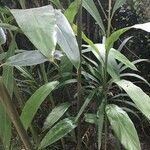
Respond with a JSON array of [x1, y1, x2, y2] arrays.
[[103, 1, 112, 150], [104, 115, 108, 150], [0, 78, 33, 150], [107, 0, 112, 37], [76, 1, 83, 150], [40, 63, 55, 107]]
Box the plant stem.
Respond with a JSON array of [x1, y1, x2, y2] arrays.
[[0, 78, 33, 150], [107, 0, 112, 37], [76, 1, 82, 150], [14, 80, 40, 146], [103, 1, 112, 150]]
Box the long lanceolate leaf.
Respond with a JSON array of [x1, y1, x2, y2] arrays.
[[82, 0, 105, 35], [85, 44, 120, 80], [20, 81, 59, 130], [75, 91, 95, 122], [11, 5, 57, 60], [43, 102, 70, 131], [105, 22, 150, 52], [55, 10, 80, 69], [5, 50, 48, 66], [106, 104, 141, 150], [115, 80, 150, 121], [39, 118, 76, 149], [109, 48, 137, 71], [0, 103, 11, 150], [64, 0, 81, 24], [112, 0, 127, 17]]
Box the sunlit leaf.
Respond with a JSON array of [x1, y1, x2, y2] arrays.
[[85, 44, 120, 80], [110, 48, 137, 71], [105, 28, 129, 51], [55, 10, 80, 69], [106, 104, 141, 150], [5, 50, 48, 66], [115, 80, 150, 120], [132, 22, 150, 32], [11, 5, 57, 60], [0, 28, 6, 45]]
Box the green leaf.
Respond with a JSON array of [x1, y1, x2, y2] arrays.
[[11, 5, 57, 60], [112, 0, 126, 17], [55, 10, 80, 69], [39, 118, 76, 149], [49, 0, 62, 9], [20, 81, 59, 130], [105, 28, 129, 51], [0, 103, 11, 150], [120, 73, 150, 86], [106, 104, 141, 150], [43, 102, 70, 131], [64, 0, 81, 24], [0, 40, 16, 149], [0, 28, 6, 45], [85, 44, 120, 80], [110, 48, 137, 71], [3, 39, 16, 98], [115, 80, 150, 121], [84, 113, 97, 124], [18, 0, 26, 9], [5, 50, 48, 66], [83, 0, 105, 35], [75, 91, 95, 122], [120, 59, 149, 72], [0, 52, 6, 62]]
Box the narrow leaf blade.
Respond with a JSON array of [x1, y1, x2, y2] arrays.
[[39, 118, 76, 149], [106, 104, 141, 150], [55, 10, 80, 69], [43, 102, 70, 131], [83, 0, 105, 35], [110, 48, 137, 71], [5, 50, 48, 66], [115, 80, 150, 120], [20, 81, 59, 130]]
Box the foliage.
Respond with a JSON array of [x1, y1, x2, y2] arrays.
[[0, 0, 150, 150]]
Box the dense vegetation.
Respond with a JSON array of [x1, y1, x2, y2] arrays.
[[0, 0, 150, 150]]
